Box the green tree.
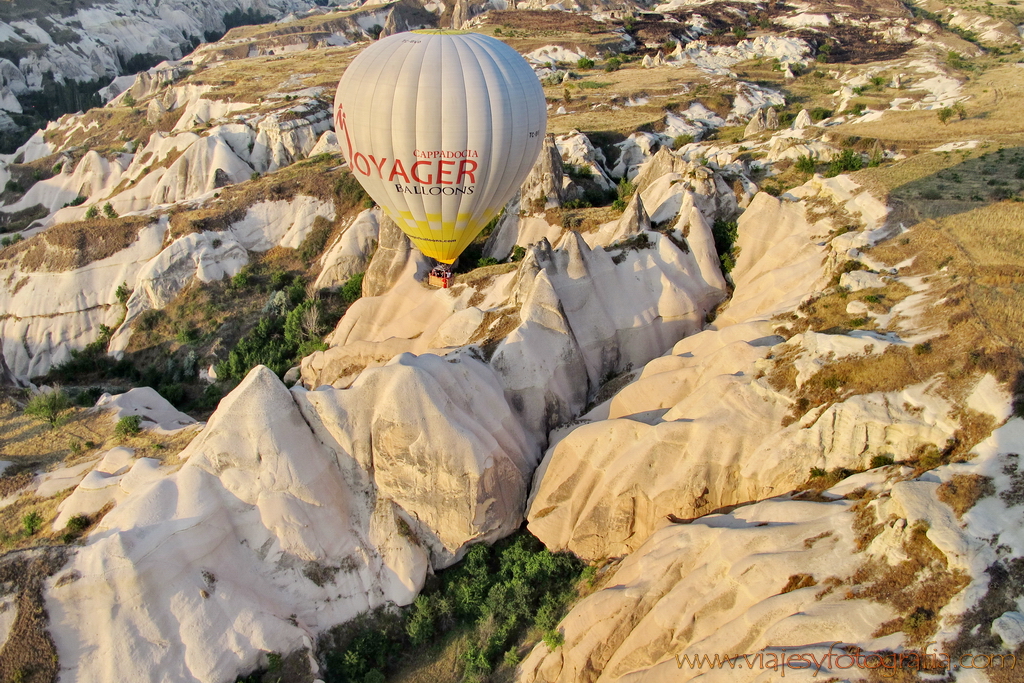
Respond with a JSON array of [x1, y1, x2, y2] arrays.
[[24, 388, 72, 427]]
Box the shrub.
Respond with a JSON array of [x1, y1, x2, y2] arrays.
[[136, 308, 165, 331], [511, 245, 526, 262], [825, 149, 863, 177], [617, 177, 635, 200], [477, 257, 499, 268], [176, 326, 200, 344], [565, 164, 592, 181], [22, 511, 42, 536], [810, 107, 833, 121], [103, 202, 117, 219], [577, 57, 594, 69], [84, 205, 99, 219], [299, 215, 333, 262], [216, 316, 294, 380], [114, 414, 143, 438], [870, 454, 895, 468], [250, 171, 260, 181], [611, 198, 627, 212], [917, 444, 943, 470], [913, 342, 932, 355], [604, 56, 622, 72], [122, 93, 136, 107], [673, 134, 694, 148], [795, 154, 817, 174], [543, 630, 564, 650], [115, 281, 131, 305], [24, 389, 72, 427], [65, 515, 90, 534], [711, 219, 739, 273], [341, 272, 364, 304], [229, 269, 251, 290], [937, 107, 954, 125]]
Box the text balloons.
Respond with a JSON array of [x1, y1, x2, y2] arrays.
[[334, 30, 546, 264]]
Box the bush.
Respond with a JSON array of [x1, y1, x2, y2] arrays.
[[576, 57, 594, 69], [542, 630, 564, 650], [136, 308, 165, 331], [299, 215, 333, 263], [24, 389, 72, 427], [65, 515, 90, 534], [870, 454, 895, 468], [565, 164, 592, 181], [122, 93, 136, 107], [321, 532, 584, 682], [114, 414, 142, 438], [84, 205, 98, 219], [810, 107, 833, 122], [477, 257, 499, 268], [115, 281, 131, 305], [341, 272, 364, 304], [230, 269, 252, 290], [604, 56, 622, 72], [617, 177, 636, 200], [611, 198, 627, 212], [825, 149, 863, 177], [22, 511, 42, 536], [510, 245, 526, 262], [103, 202, 117, 219], [795, 154, 817, 174], [673, 134, 694, 148], [711, 219, 739, 273], [216, 316, 294, 380]]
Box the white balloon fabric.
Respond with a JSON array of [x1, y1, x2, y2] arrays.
[[334, 30, 547, 264]]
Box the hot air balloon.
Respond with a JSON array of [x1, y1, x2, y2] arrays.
[[333, 30, 547, 274]]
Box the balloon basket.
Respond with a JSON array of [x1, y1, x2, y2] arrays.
[[428, 265, 453, 289]]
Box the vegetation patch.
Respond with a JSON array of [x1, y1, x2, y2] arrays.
[[937, 473, 995, 518], [0, 547, 69, 683], [317, 531, 586, 683], [1, 215, 152, 272], [856, 522, 970, 645]]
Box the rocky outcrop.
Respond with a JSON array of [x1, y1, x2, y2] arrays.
[[47, 357, 535, 683], [0, 221, 168, 377], [361, 213, 427, 298], [519, 417, 1024, 681], [0, 0, 318, 124], [584, 192, 650, 247], [520, 135, 568, 213], [306, 225, 728, 445], [743, 105, 780, 137], [526, 178, 905, 560], [315, 209, 380, 290]]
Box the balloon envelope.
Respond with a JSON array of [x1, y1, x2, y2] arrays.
[[334, 30, 547, 264]]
